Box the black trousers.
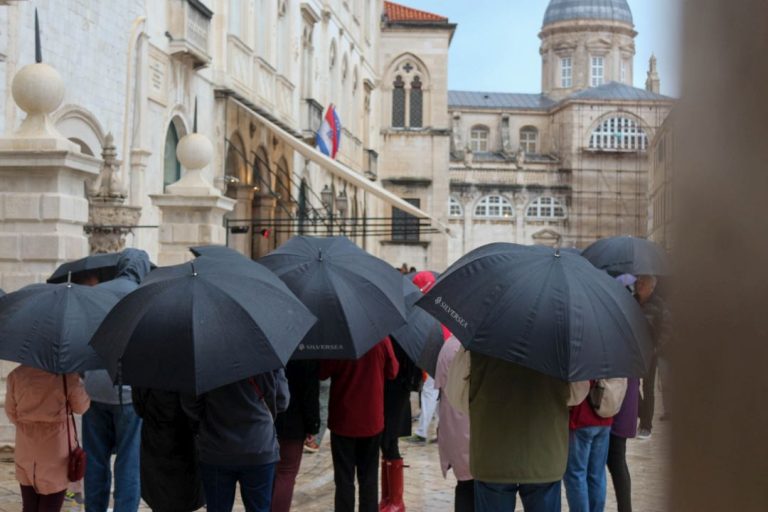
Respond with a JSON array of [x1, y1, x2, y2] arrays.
[[331, 432, 381, 512], [607, 435, 632, 512], [639, 356, 658, 431], [455, 479, 475, 512]]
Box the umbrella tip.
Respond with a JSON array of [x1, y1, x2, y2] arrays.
[[66, 271, 72, 287], [317, 249, 323, 262], [190, 261, 198, 277]]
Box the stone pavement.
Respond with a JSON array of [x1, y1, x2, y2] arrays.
[[0, 409, 668, 512]]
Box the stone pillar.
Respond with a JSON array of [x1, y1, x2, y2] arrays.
[[151, 130, 235, 266], [86, 134, 141, 253], [0, 57, 100, 450], [226, 184, 256, 257]]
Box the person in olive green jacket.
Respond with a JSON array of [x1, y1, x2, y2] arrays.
[[469, 353, 570, 512]]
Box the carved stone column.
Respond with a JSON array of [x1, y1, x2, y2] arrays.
[[85, 134, 141, 253], [151, 128, 235, 266]]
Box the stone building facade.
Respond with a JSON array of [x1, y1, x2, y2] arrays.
[[648, 110, 675, 250], [446, 0, 673, 264]]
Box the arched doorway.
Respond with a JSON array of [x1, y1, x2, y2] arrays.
[[223, 133, 251, 256], [251, 147, 272, 258], [163, 122, 182, 190]]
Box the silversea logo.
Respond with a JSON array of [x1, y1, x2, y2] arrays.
[[298, 344, 343, 351], [433, 296, 469, 329]]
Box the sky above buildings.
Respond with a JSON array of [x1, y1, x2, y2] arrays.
[[401, 0, 682, 96]]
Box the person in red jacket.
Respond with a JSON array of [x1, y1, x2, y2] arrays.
[[564, 384, 614, 512], [319, 338, 399, 512]]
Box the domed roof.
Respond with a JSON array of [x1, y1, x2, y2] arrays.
[[543, 0, 633, 26]]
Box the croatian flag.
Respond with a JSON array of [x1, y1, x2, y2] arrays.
[[316, 104, 342, 159]]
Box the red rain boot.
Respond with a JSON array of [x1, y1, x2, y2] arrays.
[[380, 458, 405, 512], [379, 458, 390, 510]]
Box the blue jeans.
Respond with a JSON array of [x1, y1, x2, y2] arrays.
[[474, 481, 561, 511], [200, 462, 276, 512], [564, 426, 611, 512], [82, 402, 142, 512]]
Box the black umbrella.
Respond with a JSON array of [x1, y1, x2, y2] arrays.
[[259, 236, 407, 359], [0, 282, 118, 373], [90, 255, 316, 395], [416, 243, 652, 381], [582, 236, 669, 276], [390, 277, 445, 378], [48, 253, 122, 284], [189, 245, 250, 261]]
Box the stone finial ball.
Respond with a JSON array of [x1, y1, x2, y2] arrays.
[[11, 63, 65, 115], [176, 133, 213, 170]]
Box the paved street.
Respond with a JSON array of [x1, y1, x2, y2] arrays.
[[0, 402, 668, 512]]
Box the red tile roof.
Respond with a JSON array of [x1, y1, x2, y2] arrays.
[[383, 1, 448, 23]]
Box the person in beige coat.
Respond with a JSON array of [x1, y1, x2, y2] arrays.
[[5, 366, 90, 511]]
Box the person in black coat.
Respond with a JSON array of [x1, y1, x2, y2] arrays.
[[132, 388, 205, 512], [380, 338, 423, 510], [271, 360, 321, 512]]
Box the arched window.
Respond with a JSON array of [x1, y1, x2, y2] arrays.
[[390, 57, 428, 129], [163, 123, 181, 190], [409, 76, 423, 128], [470, 126, 490, 152], [520, 126, 539, 154], [589, 116, 648, 151], [475, 195, 514, 219], [392, 75, 406, 128], [449, 196, 463, 217], [526, 197, 567, 219]]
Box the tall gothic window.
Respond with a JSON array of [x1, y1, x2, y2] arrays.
[[591, 56, 605, 87], [520, 126, 539, 154], [589, 116, 648, 151], [392, 75, 406, 128], [409, 76, 423, 128], [392, 198, 421, 241], [163, 123, 181, 190], [526, 197, 566, 219], [561, 57, 572, 88], [390, 59, 427, 129]]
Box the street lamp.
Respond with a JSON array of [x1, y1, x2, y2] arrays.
[[321, 184, 334, 211], [336, 189, 349, 217]]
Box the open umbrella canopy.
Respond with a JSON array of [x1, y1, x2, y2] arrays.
[[582, 236, 669, 276], [416, 243, 653, 381], [47, 253, 122, 284], [390, 277, 445, 378], [189, 245, 250, 261], [90, 255, 316, 395], [259, 236, 407, 360], [0, 282, 118, 373]]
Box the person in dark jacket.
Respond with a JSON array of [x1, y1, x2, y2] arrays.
[[271, 361, 320, 512], [182, 370, 289, 512], [635, 275, 671, 439], [79, 249, 150, 512], [320, 338, 399, 512], [379, 338, 422, 511], [132, 388, 205, 512]]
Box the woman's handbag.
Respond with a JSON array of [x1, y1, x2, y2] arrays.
[[62, 375, 87, 482]]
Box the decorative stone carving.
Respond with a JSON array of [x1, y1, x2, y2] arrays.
[[85, 133, 140, 254], [501, 115, 513, 155]]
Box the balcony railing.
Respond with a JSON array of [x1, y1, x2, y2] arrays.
[[168, 0, 213, 68]]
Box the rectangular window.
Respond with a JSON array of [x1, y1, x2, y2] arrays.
[[470, 129, 489, 152], [591, 56, 605, 87], [392, 198, 421, 242], [561, 57, 572, 88]]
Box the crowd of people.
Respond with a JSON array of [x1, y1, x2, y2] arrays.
[[3, 255, 668, 512]]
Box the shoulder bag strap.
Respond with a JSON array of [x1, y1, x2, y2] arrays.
[[62, 375, 80, 451]]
